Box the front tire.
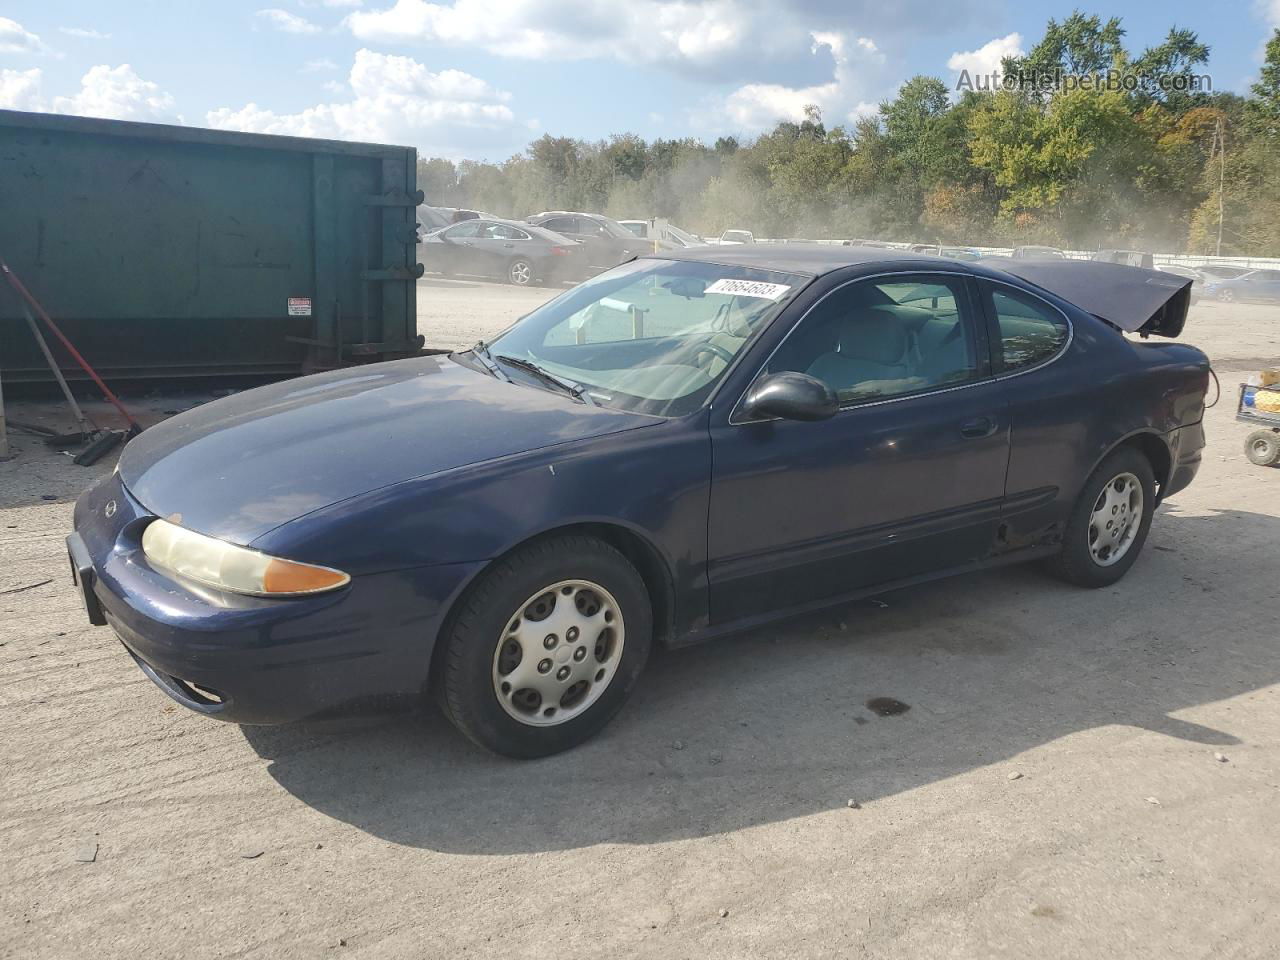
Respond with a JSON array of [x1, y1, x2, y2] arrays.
[[1048, 446, 1156, 588], [1216, 288, 1235, 303], [438, 535, 652, 758]]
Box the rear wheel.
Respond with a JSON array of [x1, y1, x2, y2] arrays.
[[1245, 429, 1280, 466], [507, 258, 534, 286], [1048, 446, 1156, 588], [438, 535, 651, 758]]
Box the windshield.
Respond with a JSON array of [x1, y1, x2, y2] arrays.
[[667, 225, 700, 246], [486, 258, 805, 416]]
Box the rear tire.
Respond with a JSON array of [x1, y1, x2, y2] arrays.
[[1048, 446, 1156, 588], [1245, 429, 1280, 466], [438, 535, 652, 758], [507, 258, 534, 286]]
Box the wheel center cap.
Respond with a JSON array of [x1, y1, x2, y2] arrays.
[[554, 645, 573, 664]]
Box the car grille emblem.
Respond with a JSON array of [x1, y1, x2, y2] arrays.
[[105, 500, 117, 518]]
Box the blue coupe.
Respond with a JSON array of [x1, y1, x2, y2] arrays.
[[69, 247, 1208, 757]]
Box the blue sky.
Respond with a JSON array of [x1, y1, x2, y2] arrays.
[[2, 1, 1276, 161]]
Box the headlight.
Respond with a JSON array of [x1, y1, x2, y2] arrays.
[[141, 519, 350, 597]]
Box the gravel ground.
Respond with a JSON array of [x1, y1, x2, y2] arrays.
[[1, 287, 1278, 960]]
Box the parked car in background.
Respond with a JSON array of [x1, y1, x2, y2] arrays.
[[619, 220, 704, 248], [422, 216, 583, 286], [1013, 245, 1067, 260], [939, 247, 982, 261], [1196, 264, 1251, 281], [526, 212, 647, 275], [909, 243, 940, 254], [1154, 264, 1206, 304], [69, 245, 1207, 757], [842, 239, 895, 248], [718, 229, 755, 245], [1094, 249, 1154, 268], [1201, 268, 1280, 303]]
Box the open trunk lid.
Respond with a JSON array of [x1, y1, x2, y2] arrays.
[[984, 259, 1191, 338]]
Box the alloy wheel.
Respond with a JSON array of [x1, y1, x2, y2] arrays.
[[509, 260, 532, 285]]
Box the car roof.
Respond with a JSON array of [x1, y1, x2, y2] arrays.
[[531, 210, 603, 220], [644, 242, 956, 277]]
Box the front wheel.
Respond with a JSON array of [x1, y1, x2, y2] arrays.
[[1216, 288, 1235, 303], [438, 535, 652, 758], [1048, 446, 1156, 588]]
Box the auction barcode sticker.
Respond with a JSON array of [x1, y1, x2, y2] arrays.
[[704, 279, 791, 300], [287, 297, 312, 317]]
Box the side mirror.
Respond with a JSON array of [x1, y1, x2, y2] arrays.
[[741, 372, 839, 422]]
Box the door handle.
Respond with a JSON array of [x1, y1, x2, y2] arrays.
[[959, 416, 997, 439], [503, 243, 514, 248]]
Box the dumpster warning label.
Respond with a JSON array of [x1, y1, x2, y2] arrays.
[[288, 297, 312, 317]]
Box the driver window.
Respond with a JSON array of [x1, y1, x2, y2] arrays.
[[768, 275, 982, 404]]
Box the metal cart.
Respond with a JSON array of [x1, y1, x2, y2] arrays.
[[1237, 383, 1280, 467]]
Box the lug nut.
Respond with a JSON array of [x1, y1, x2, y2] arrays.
[[566, 626, 579, 641], [556, 666, 571, 681], [538, 659, 552, 674], [543, 634, 557, 649], [573, 646, 587, 661]]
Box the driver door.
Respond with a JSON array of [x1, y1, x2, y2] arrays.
[[707, 272, 1011, 623]]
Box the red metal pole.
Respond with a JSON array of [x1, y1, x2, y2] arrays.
[[0, 258, 140, 431]]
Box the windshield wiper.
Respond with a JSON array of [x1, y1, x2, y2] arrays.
[[495, 354, 596, 405], [467, 340, 512, 382]]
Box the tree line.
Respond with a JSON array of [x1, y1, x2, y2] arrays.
[[418, 13, 1280, 256]]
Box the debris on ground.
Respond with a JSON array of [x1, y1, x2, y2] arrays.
[[847, 799, 861, 809], [74, 842, 98, 863], [1145, 797, 1161, 805], [671, 740, 685, 751], [1214, 752, 1229, 763], [1008, 771, 1024, 781], [0, 579, 52, 596], [718, 909, 729, 918], [239, 846, 266, 859]]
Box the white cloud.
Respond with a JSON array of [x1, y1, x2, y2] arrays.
[[59, 26, 112, 40], [0, 68, 44, 109], [712, 30, 884, 132], [302, 58, 341, 72], [345, 0, 817, 78], [1258, 0, 1280, 28], [0, 16, 48, 54], [53, 64, 179, 121], [0, 64, 179, 121], [947, 32, 1024, 90], [255, 9, 323, 34], [207, 49, 519, 157]]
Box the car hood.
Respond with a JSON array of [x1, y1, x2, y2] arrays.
[[118, 355, 653, 544]]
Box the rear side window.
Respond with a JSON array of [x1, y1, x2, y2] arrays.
[[989, 287, 1068, 372], [541, 216, 578, 233], [443, 220, 484, 239]]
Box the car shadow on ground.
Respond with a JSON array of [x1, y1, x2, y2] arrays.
[[242, 506, 1276, 854]]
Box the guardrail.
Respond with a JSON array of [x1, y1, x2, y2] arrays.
[[705, 236, 1280, 270]]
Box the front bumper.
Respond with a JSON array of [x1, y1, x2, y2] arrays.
[[70, 473, 483, 724]]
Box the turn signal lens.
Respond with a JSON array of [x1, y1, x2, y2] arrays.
[[141, 519, 350, 597], [262, 557, 350, 594]]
